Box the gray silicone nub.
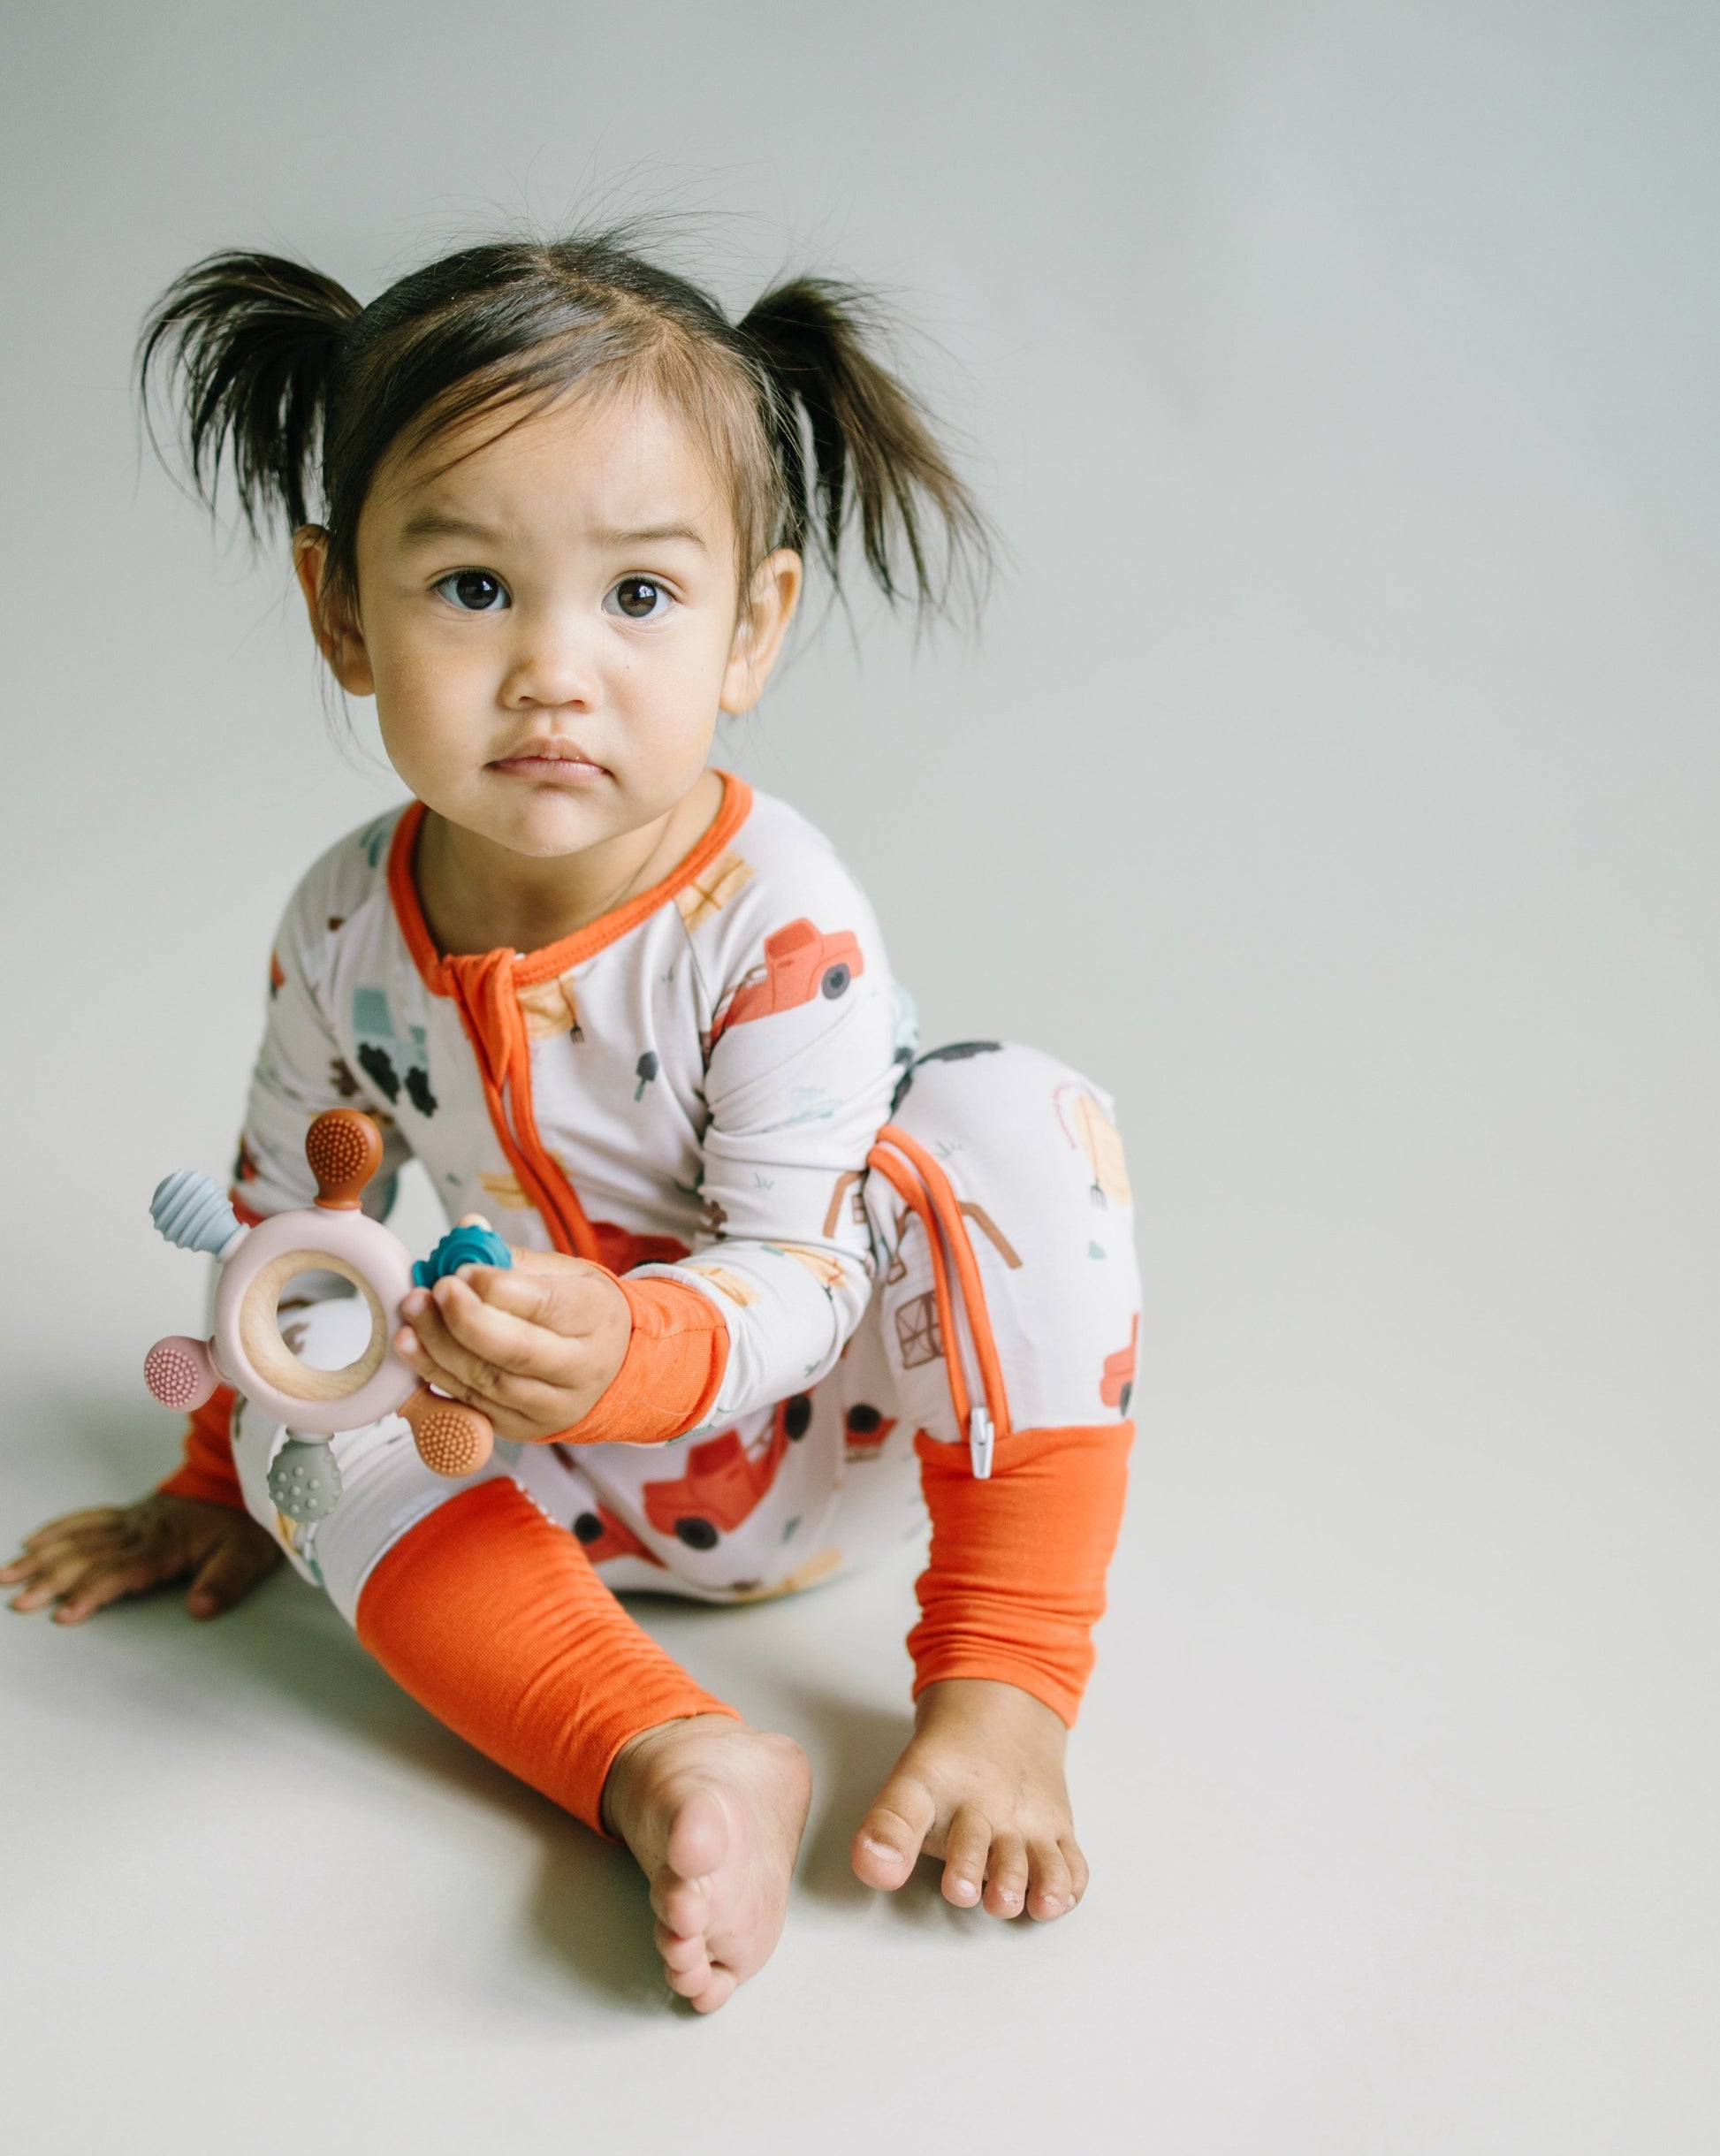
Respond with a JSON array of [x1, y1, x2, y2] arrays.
[[151, 1169, 245, 1259], [267, 1437, 344, 1523]]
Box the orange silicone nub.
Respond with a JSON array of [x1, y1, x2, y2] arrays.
[[306, 1109, 383, 1209], [400, 1387, 495, 1477]]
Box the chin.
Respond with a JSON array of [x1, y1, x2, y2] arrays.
[[496, 799, 620, 860]]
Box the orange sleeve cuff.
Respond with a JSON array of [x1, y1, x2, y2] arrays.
[[908, 1421, 1134, 1727], [157, 1385, 247, 1511], [546, 1275, 730, 1448]]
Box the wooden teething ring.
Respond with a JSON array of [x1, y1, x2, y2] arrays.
[[209, 1109, 494, 1477]]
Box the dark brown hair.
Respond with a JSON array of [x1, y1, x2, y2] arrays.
[[137, 229, 993, 629]]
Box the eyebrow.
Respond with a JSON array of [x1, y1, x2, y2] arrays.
[[590, 523, 709, 553], [396, 508, 708, 552]]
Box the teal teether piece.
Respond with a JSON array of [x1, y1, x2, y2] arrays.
[[268, 1437, 343, 1523], [413, 1224, 513, 1289]]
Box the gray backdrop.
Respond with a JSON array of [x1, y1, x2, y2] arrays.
[[4, 3, 1716, 2149]]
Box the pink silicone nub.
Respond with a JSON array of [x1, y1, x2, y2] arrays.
[[145, 1335, 219, 1412]]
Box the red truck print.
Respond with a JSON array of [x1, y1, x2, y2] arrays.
[[708, 919, 864, 1048], [1100, 1314, 1138, 1414], [843, 1403, 898, 1459], [568, 1497, 665, 1568], [642, 1392, 812, 1549]]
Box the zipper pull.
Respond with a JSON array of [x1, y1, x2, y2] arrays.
[[968, 1404, 994, 1481]]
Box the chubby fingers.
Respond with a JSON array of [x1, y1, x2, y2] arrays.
[[394, 1270, 630, 1436], [402, 1269, 619, 1386]]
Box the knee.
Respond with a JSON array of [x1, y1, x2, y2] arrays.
[[888, 1042, 1129, 1184]]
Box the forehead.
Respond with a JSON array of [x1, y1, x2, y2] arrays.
[[370, 382, 733, 540]]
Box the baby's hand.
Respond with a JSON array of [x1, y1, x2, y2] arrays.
[[2, 1494, 283, 1625], [850, 1678, 1088, 1922], [394, 1248, 632, 1446]]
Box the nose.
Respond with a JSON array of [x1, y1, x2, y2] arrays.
[[498, 602, 600, 712]]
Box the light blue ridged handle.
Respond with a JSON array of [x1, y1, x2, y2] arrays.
[[150, 1169, 244, 1258]]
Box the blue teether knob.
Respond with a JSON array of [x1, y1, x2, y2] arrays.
[[413, 1223, 514, 1289], [151, 1169, 245, 1258]]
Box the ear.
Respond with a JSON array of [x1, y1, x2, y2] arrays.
[[719, 549, 803, 714], [292, 526, 375, 696]]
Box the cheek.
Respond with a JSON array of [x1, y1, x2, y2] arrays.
[[372, 640, 481, 768]]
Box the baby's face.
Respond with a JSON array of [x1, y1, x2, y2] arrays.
[[317, 386, 789, 861]]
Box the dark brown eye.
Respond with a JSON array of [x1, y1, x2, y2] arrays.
[[436, 569, 506, 612], [611, 576, 666, 621]]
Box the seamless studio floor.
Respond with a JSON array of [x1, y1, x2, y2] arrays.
[[6, 1155, 1714, 2153]]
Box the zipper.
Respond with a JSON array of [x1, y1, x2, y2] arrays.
[[865, 1122, 1013, 1476]]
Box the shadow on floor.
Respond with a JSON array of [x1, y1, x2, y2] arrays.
[[12, 1392, 989, 2004]]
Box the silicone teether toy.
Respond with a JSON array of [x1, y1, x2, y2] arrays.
[[144, 1109, 511, 1522]]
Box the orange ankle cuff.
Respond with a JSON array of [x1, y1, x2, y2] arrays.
[[909, 1421, 1134, 1727], [355, 1478, 736, 1835]]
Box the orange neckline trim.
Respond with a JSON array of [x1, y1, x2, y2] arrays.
[[386, 768, 755, 994]]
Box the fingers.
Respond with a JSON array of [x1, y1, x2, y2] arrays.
[[394, 1267, 629, 1437], [396, 1283, 575, 1419], [852, 1771, 939, 1892], [8, 1506, 126, 1557], [52, 1556, 171, 1626], [421, 1273, 587, 1381], [7, 1511, 184, 1617], [8, 1549, 105, 1613], [186, 1523, 284, 1619]]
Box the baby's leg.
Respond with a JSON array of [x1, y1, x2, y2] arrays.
[[230, 1304, 809, 2012], [851, 1041, 1140, 1920]]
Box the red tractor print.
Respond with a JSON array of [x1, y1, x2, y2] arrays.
[[709, 919, 864, 1047], [641, 1392, 813, 1550], [1100, 1314, 1138, 1415]]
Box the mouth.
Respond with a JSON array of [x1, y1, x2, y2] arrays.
[[488, 740, 609, 783]]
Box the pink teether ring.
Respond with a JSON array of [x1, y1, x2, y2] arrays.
[[147, 1113, 496, 1504]]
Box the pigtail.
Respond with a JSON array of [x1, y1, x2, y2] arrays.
[[739, 278, 994, 621], [136, 251, 362, 538]]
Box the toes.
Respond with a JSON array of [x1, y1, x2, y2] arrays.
[[651, 1870, 711, 1940], [687, 1964, 739, 2015], [982, 1832, 1029, 1918], [852, 1773, 937, 1891], [652, 1921, 708, 1976], [1062, 1833, 1090, 1907], [940, 1803, 992, 1908], [657, 1923, 714, 2000], [1026, 1839, 1074, 1922], [665, 1785, 728, 1884]]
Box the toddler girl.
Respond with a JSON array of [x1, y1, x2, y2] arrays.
[[3, 232, 1139, 2013]]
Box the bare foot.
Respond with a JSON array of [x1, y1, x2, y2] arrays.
[[602, 1714, 811, 2014], [850, 1678, 1087, 1921]]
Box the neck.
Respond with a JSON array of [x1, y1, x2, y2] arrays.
[[415, 771, 723, 957]]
